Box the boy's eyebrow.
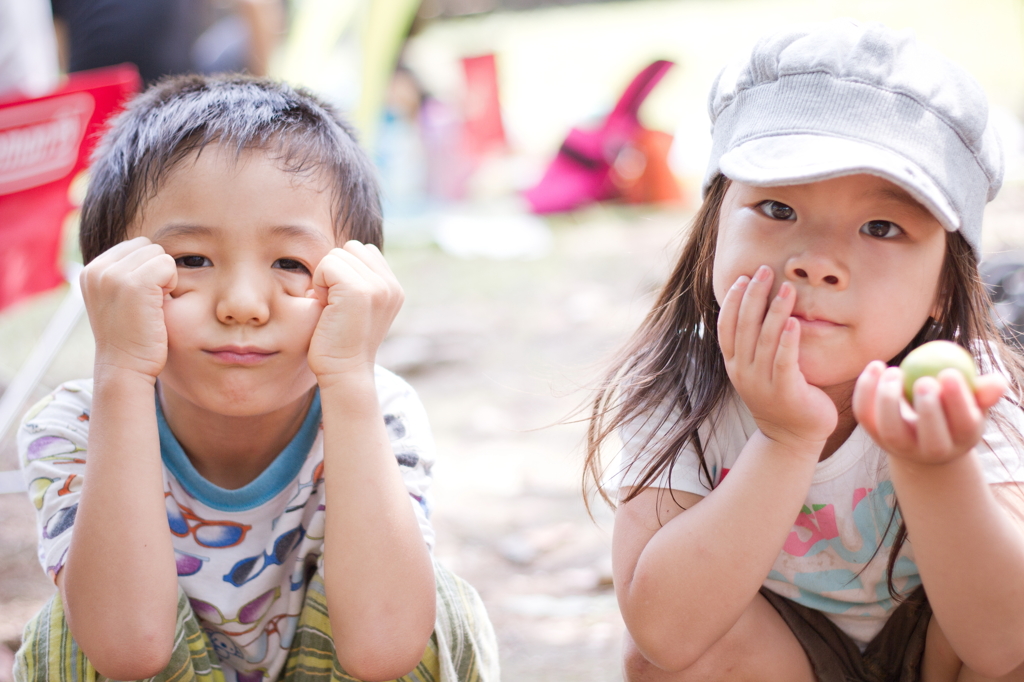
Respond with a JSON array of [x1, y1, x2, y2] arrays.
[[149, 223, 334, 247], [152, 223, 213, 241]]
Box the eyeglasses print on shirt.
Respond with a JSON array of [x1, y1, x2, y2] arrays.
[[244, 612, 301, 663], [43, 504, 77, 539], [190, 586, 280, 636], [285, 460, 324, 513], [23, 435, 85, 464], [175, 549, 211, 577], [223, 526, 306, 588], [165, 491, 252, 549]]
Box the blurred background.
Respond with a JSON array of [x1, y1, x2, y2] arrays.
[[4, 0, 1024, 679]]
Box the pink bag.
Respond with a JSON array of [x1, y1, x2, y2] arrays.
[[524, 60, 674, 214]]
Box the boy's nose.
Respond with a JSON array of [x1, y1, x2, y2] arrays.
[[215, 274, 270, 325]]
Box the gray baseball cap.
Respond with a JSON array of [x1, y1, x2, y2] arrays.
[[703, 20, 1003, 258]]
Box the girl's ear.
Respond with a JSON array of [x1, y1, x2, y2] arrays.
[[930, 279, 947, 321]]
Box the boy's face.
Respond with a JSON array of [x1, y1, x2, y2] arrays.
[[129, 144, 337, 417]]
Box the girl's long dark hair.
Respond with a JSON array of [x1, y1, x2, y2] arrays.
[[584, 173, 1024, 599]]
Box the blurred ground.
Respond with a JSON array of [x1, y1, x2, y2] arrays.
[[4, 182, 1024, 680], [0, 201, 691, 680]]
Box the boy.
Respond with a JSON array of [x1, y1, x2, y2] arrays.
[[15, 74, 498, 682]]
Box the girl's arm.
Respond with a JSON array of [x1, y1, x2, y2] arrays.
[[615, 267, 836, 671], [59, 238, 181, 679], [855, 364, 1024, 678], [309, 242, 435, 682], [614, 430, 820, 671]]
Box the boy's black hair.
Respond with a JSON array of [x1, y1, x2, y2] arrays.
[[80, 73, 383, 263]]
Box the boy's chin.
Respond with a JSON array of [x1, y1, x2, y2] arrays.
[[160, 375, 317, 418]]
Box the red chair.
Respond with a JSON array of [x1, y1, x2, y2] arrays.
[[0, 65, 139, 494], [524, 60, 675, 214]]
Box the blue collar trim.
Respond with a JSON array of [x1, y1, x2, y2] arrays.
[[157, 390, 321, 512]]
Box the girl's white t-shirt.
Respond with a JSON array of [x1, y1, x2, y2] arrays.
[[18, 367, 436, 682], [613, 389, 1024, 647]]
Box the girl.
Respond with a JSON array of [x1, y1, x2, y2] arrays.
[[585, 21, 1024, 682]]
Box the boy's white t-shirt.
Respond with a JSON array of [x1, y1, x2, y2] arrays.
[[18, 366, 435, 682], [613, 388, 1024, 648]]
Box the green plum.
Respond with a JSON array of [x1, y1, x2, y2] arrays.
[[899, 340, 977, 402]]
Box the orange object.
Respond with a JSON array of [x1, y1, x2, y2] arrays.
[[612, 128, 683, 205]]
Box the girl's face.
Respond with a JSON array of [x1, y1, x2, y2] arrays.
[[712, 174, 948, 391]]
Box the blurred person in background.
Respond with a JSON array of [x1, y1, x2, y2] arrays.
[[50, 0, 284, 83], [0, 0, 59, 99]]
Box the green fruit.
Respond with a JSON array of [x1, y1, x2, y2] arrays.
[[899, 340, 977, 402]]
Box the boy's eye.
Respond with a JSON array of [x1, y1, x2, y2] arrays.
[[756, 200, 796, 221], [273, 258, 311, 275], [860, 220, 904, 239], [175, 255, 211, 268]]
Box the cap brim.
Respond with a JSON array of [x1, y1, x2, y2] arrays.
[[719, 134, 960, 231]]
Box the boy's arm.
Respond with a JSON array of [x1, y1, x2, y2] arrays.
[[854, 364, 1024, 678], [309, 242, 435, 682], [59, 239, 180, 679]]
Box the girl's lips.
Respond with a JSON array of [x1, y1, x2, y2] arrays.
[[793, 314, 843, 329], [203, 347, 277, 365]]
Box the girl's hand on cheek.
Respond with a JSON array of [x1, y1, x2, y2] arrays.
[[853, 361, 1007, 466], [306, 241, 404, 387], [80, 237, 177, 381], [718, 266, 837, 455]]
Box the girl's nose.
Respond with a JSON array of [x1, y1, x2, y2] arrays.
[[215, 271, 270, 325], [784, 253, 849, 289]]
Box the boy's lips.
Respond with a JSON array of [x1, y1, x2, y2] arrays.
[[203, 345, 278, 365]]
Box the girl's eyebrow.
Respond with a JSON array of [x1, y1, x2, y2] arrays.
[[864, 186, 931, 216]]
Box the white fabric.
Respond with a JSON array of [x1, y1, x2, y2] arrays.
[[18, 367, 436, 682], [612, 389, 1024, 648], [0, 0, 59, 98]]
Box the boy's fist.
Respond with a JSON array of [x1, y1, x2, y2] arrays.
[[80, 237, 177, 381], [306, 241, 404, 386]]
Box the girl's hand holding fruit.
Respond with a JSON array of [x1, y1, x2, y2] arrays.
[[852, 341, 1007, 465]]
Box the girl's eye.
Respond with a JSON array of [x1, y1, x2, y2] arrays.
[[175, 255, 211, 268], [273, 258, 311, 275], [860, 220, 904, 239], [756, 200, 796, 221]]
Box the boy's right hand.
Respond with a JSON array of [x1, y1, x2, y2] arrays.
[[717, 265, 837, 455], [80, 237, 177, 381]]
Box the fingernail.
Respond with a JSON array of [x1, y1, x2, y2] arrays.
[[784, 317, 797, 332], [733, 276, 750, 289], [754, 266, 771, 282], [777, 282, 791, 299]]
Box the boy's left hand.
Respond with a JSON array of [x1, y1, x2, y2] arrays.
[[853, 360, 1007, 465], [306, 241, 404, 386]]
